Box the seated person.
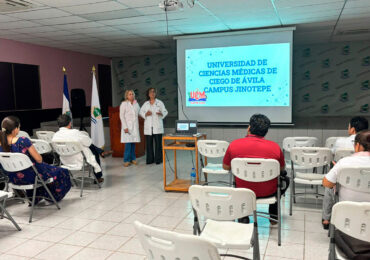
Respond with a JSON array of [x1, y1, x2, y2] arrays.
[[52, 114, 108, 183], [322, 130, 370, 229], [322, 116, 368, 229], [0, 116, 71, 202], [223, 114, 289, 223], [332, 116, 368, 153]]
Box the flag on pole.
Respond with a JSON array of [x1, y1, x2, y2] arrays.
[[62, 67, 72, 119], [91, 66, 105, 148]]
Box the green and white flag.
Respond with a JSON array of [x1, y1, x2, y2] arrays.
[[91, 66, 105, 148]]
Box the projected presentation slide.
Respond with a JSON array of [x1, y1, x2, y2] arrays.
[[185, 43, 290, 107]]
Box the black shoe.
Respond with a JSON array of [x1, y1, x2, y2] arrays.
[[322, 219, 329, 230]]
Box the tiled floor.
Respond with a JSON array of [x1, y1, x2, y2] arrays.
[[0, 155, 330, 260]]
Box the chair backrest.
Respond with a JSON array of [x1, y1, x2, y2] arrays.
[[35, 131, 55, 143], [189, 185, 256, 221], [231, 158, 280, 182], [334, 148, 354, 162], [337, 166, 370, 194], [290, 147, 332, 168], [282, 137, 318, 152], [51, 141, 82, 156], [30, 139, 52, 154], [0, 152, 33, 172], [331, 201, 370, 242], [197, 140, 229, 158], [325, 137, 346, 149], [17, 130, 31, 139], [134, 221, 221, 260]]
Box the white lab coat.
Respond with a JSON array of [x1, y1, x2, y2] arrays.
[[52, 127, 101, 173], [139, 99, 168, 135], [120, 100, 141, 143]]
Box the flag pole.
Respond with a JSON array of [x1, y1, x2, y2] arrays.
[[92, 65, 96, 74], [63, 66, 66, 73]]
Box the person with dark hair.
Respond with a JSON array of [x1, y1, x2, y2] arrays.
[[332, 116, 368, 153], [222, 114, 289, 223], [0, 116, 71, 202], [139, 88, 168, 164], [52, 114, 108, 183], [322, 130, 370, 229]]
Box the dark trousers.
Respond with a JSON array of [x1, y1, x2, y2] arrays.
[[145, 134, 163, 164], [239, 175, 290, 223], [89, 144, 103, 179]]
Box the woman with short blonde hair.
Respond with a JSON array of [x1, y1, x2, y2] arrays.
[[120, 89, 141, 167]]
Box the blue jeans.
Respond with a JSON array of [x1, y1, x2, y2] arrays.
[[124, 143, 136, 162]]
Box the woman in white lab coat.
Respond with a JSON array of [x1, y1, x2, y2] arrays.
[[139, 88, 168, 164], [120, 90, 140, 167]]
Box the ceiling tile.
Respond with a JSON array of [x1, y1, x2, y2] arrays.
[[100, 16, 153, 25], [13, 26, 59, 34], [116, 0, 158, 8], [31, 0, 109, 7], [0, 20, 40, 30], [7, 8, 70, 20], [53, 22, 106, 30], [34, 16, 89, 25], [59, 1, 128, 15], [0, 15, 20, 22]]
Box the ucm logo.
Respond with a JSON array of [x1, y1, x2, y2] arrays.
[[342, 45, 350, 55], [321, 104, 329, 114]]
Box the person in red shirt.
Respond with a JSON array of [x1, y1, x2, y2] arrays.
[[223, 114, 289, 223]]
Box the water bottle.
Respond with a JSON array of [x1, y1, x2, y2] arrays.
[[190, 168, 196, 185]]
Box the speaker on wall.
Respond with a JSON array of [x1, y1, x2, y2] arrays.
[[71, 88, 86, 130], [71, 88, 86, 118]]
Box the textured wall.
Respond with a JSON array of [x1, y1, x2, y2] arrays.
[[112, 54, 178, 123], [293, 41, 370, 117]]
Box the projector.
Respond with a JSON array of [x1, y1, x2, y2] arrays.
[[159, 0, 184, 11]]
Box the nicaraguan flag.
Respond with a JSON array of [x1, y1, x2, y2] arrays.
[[91, 69, 105, 148], [62, 74, 72, 119]]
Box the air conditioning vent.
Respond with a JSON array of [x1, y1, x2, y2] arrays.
[[336, 29, 370, 35], [0, 0, 39, 13]]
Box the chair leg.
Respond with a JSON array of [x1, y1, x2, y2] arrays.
[[229, 173, 233, 187], [0, 201, 21, 231], [41, 182, 60, 210], [80, 163, 85, 197], [253, 212, 260, 260], [289, 180, 293, 216], [29, 180, 38, 223], [278, 197, 281, 246], [90, 167, 101, 189], [1, 199, 5, 219]]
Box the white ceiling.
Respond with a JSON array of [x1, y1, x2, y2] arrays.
[[0, 0, 369, 57]]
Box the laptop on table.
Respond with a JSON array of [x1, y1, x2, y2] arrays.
[[172, 120, 198, 136]]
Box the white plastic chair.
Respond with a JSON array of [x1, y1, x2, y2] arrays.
[[231, 158, 282, 246], [189, 185, 260, 260], [134, 221, 221, 260], [51, 141, 101, 197], [31, 139, 52, 155], [289, 147, 332, 215], [0, 190, 21, 231], [325, 137, 346, 149], [197, 140, 231, 186], [0, 152, 60, 223], [282, 137, 318, 172], [334, 148, 355, 162], [35, 131, 55, 143], [329, 202, 370, 260], [336, 166, 370, 202], [17, 130, 31, 139]]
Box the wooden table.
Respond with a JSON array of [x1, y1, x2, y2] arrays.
[[162, 134, 207, 192]]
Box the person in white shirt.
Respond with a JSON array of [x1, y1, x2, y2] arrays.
[[120, 90, 140, 167], [52, 114, 106, 183], [332, 116, 368, 153], [139, 88, 168, 164], [322, 130, 370, 229]]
